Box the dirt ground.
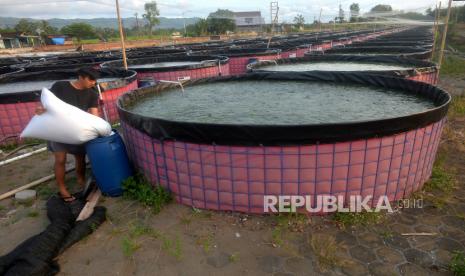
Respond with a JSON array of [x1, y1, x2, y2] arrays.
[[1, 76, 464, 276]]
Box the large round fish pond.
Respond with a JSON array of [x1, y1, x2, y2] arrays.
[[101, 56, 229, 83], [118, 72, 450, 214], [319, 46, 432, 60], [0, 69, 137, 144], [247, 55, 438, 85]]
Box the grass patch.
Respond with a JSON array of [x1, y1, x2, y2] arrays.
[[450, 251, 465, 276], [196, 233, 214, 254], [450, 95, 465, 117], [161, 235, 182, 260], [440, 55, 465, 77], [229, 253, 239, 263], [332, 211, 384, 229], [128, 221, 160, 239], [122, 175, 172, 214], [27, 210, 39, 218], [121, 236, 141, 257], [308, 233, 340, 270], [423, 164, 455, 193], [36, 185, 55, 200]]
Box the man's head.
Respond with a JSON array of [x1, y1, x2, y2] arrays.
[[77, 68, 100, 89]]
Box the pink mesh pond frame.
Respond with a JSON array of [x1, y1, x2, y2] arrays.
[[121, 119, 445, 214], [0, 79, 137, 144], [136, 63, 230, 82], [229, 54, 281, 75]]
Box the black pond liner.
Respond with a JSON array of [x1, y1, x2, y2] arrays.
[[310, 46, 432, 60], [0, 195, 106, 276], [101, 55, 229, 72], [15, 56, 122, 72], [247, 55, 437, 79], [188, 48, 282, 57], [0, 68, 137, 104], [0, 67, 24, 78], [117, 71, 450, 146], [351, 41, 433, 48]]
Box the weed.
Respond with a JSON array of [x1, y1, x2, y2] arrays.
[[450, 95, 465, 117], [309, 233, 340, 270], [196, 234, 214, 253], [379, 231, 394, 239], [36, 185, 55, 200], [121, 236, 141, 257], [0, 205, 5, 211], [162, 235, 182, 260], [440, 55, 465, 77], [129, 222, 160, 239], [424, 164, 455, 193], [229, 253, 239, 263], [122, 175, 172, 214], [449, 251, 465, 276], [27, 210, 39, 218], [332, 211, 384, 229], [271, 227, 284, 247], [179, 214, 192, 225]]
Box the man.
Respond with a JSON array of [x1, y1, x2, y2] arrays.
[[36, 68, 100, 202]]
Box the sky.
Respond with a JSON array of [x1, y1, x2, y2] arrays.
[[0, 0, 460, 22]]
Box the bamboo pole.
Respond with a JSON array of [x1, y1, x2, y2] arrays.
[[115, 0, 128, 70], [437, 0, 453, 78], [431, 2, 441, 61], [0, 167, 75, 201]]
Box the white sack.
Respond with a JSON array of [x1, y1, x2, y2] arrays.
[[21, 88, 111, 144]]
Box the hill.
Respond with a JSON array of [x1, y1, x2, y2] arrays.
[[0, 16, 200, 30]]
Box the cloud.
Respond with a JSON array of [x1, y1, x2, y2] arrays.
[[0, 0, 454, 20]]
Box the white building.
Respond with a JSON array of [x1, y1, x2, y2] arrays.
[[233, 11, 265, 32]]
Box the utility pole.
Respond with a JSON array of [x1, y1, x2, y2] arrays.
[[437, 0, 453, 77], [182, 12, 187, 37], [115, 0, 128, 70], [318, 8, 322, 33], [135, 12, 140, 35]]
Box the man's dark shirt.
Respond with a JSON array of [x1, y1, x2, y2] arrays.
[[50, 81, 98, 111]]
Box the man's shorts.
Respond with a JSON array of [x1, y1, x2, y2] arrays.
[[47, 141, 86, 155]]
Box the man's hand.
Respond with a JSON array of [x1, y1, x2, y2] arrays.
[[35, 105, 46, 115], [88, 107, 99, 117]]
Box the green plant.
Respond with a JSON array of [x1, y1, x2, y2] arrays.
[[332, 211, 384, 229], [450, 251, 465, 276], [196, 234, 214, 253], [36, 185, 55, 200], [121, 236, 141, 257], [424, 164, 455, 193], [27, 210, 39, 218], [161, 235, 182, 260], [440, 55, 465, 77], [309, 233, 341, 270], [450, 96, 465, 117], [229, 253, 239, 263], [122, 175, 172, 214]]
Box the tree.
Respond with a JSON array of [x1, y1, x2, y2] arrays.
[[14, 19, 38, 34], [186, 19, 209, 36], [143, 1, 160, 36], [370, 4, 393, 13], [293, 14, 305, 29], [350, 3, 360, 22], [207, 9, 236, 34], [61, 23, 95, 42], [94, 27, 118, 42], [36, 20, 58, 40]]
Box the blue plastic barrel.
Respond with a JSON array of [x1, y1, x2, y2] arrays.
[[85, 130, 133, 196]]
